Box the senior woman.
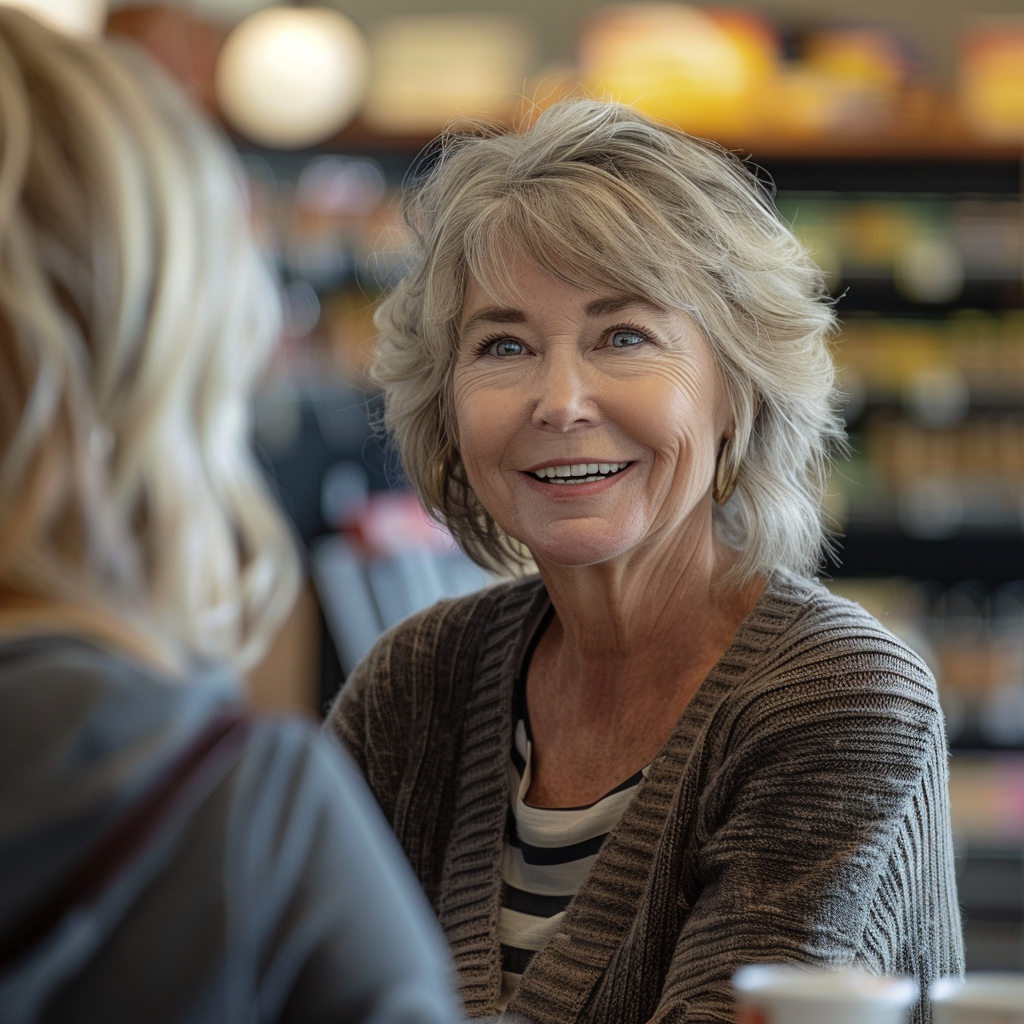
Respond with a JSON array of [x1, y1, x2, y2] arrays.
[[328, 100, 962, 1023]]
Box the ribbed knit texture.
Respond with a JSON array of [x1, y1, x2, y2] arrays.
[[328, 571, 963, 1024]]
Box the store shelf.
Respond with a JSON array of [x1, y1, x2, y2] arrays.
[[830, 531, 1024, 585], [756, 156, 1022, 195], [835, 278, 1024, 313], [236, 115, 1024, 187], [845, 397, 1024, 426]]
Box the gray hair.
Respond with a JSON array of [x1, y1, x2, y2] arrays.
[[0, 9, 298, 671], [375, 99, 843, 582]]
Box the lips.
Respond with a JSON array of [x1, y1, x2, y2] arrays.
[[527, 461, 632, 485]]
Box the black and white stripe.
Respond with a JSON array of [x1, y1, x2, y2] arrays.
[[498, 715, 646, 1007]]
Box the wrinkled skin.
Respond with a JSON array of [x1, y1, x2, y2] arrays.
[[453, 255, 763, 807]]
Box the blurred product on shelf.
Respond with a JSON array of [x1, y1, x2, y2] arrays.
[[830, 313, 1024, 539], [578, 6, 935, 140], [778, 197, 1023, 306], [361, 14, 533, 134], [960, 22, 1024, 141], [800, 28, 917, 129], [578, 5, 779, 137]]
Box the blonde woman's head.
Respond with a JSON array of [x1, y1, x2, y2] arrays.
[[375, 99, 844, 582], [0, 9, 298, 671]]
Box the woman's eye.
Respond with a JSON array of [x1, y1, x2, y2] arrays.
[[487, 339, 525, 357], [608, 329, 647, 349]]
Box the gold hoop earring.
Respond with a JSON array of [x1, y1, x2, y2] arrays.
[[713, 438, 739, 506], [430, 452, 452, 505]]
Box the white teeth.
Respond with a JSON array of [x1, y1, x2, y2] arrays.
[[532, 461, 629, 482]]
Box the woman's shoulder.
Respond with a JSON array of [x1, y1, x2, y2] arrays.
[[327, 574, 545, 746], [756, 570, 934, 678], [0, 634, 240, 788], [353, 573, 546, 679], [705, 573, 950, 822], [731, 570, 942, 730]]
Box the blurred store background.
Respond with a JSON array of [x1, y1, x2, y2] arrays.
[[12, 0, 1024, 974]]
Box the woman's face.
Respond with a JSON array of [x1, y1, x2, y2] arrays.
[[453, 257, 733, 569]]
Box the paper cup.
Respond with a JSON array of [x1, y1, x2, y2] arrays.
[[732, 964, 919, 1024], [931, 975, 1024, 1024]]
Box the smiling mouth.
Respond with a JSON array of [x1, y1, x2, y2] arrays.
[[528, 461, 632, 485]]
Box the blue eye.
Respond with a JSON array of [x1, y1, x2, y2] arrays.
[[609, 329, 646, 348], [488, 339, 524, 357]]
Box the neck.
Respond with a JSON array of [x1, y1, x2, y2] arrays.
[[534, 519, 763, 699]]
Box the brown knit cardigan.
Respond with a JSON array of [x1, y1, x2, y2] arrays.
[[327, 570, 963, 1023]]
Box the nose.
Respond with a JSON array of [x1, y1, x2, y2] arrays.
[[531, 346, 598, 433]]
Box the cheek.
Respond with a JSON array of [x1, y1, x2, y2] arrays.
[[609, 365, 720, 462], [452, 372, 511, 484]]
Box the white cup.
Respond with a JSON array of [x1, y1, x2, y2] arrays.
[[732, 964, 919, 1024], [931, 974, 1024, 1024]]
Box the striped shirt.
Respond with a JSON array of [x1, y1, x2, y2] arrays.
[[498, 672, 647, 1006]]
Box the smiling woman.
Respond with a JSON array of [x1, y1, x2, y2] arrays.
[[454, 259, 732, 573], [327, 100, 963, 1024]]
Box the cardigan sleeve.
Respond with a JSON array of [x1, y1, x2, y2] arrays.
[[648, 630, 961, 1024]]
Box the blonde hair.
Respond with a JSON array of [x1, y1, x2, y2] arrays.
[[375, 100, 844, 582], [0, 9, 298, 673]]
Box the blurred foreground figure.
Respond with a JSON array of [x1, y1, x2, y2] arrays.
[[0, 10, 462, 1023]]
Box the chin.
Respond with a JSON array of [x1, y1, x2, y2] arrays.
[[520, 521, 639, 569]]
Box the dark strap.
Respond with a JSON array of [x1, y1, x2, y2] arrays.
[[0, 712, 252, 967]]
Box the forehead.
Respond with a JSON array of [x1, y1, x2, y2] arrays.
[[459, 252, 663, 327]]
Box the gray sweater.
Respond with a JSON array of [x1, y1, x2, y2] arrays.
[[328, 571, 963, 1024], [0, 635, 462, 1024]]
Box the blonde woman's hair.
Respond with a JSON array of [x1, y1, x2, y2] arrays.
[[0, 9, 298, 672], [375, 99, 844, 583]]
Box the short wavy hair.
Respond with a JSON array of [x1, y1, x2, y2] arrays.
[[375, 99, 843, 582], [0, 9, 298, 671]]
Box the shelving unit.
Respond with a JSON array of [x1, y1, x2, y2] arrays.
[[771, 158, 1024, 722], [766, 146, 1024, 972]]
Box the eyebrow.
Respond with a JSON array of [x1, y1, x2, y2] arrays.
[[461, 294, 662, 333], [461, 306, 527, 333], [584, 295, 661, 317]]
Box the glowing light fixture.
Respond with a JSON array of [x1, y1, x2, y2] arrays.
[[2, 0, 106, 35], [216, 6, 369, 149]]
